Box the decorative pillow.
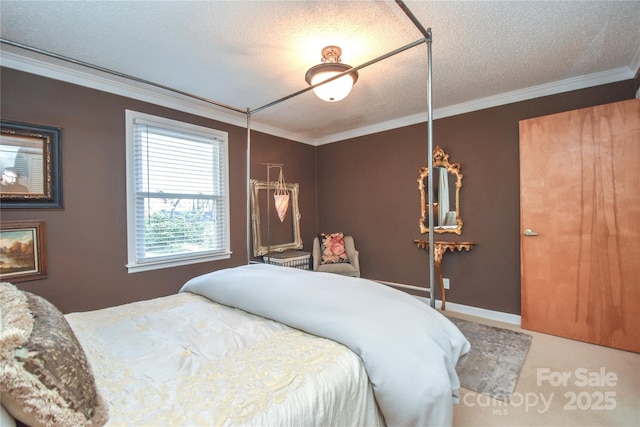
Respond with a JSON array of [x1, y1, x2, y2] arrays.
[[0, 282, 108, 427], [318, 232, 350, 265]]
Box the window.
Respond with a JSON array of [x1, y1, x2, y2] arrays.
[[125, 110, 230, 273]]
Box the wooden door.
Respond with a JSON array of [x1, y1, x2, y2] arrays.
[[520, 99, 640, 353]]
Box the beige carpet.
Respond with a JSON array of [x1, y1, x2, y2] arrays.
[[449, 311, 640, 427]]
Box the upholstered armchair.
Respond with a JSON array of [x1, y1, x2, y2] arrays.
[[312, 235, 360, 277]]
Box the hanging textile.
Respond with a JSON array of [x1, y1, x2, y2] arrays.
[[273, 168, 290, 222]]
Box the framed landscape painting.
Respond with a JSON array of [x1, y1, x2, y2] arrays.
[[0, 220, 47, 282]]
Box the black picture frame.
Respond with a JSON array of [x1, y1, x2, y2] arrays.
[[0, 120, 62, 209]]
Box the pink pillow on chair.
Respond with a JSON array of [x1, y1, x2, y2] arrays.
[[318, 233, 350, 264]]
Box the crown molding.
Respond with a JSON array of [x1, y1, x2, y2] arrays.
[[314, 65, 636, 145], [0, 49, 250, 125], [2, 49, 635, 147], [0, 49, 326, 144]]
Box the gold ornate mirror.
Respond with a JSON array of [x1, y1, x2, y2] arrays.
[[250, 179, 302, 256], [418, 146, 463, 235]]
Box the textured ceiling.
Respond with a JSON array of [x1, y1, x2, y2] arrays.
[[1, 1, 639, 145]]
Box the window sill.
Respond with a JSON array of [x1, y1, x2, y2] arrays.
[[126, 251, 232, 273]]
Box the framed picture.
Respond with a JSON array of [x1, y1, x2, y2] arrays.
[[0, 220, 47, 282], [0, 120, 62, 209]]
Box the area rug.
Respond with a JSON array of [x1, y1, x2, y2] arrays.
[[448, 316, 532, 402]]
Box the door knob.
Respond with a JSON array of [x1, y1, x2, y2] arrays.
[[523, 229, 539, 236]]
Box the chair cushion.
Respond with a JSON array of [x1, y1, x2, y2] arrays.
[[0, 282, 108, 427], [318, 262, 358, 277], [318, 233, 350, 264]]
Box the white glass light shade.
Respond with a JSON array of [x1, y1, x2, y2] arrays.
[[309, 69, 356, 102], [305, 62, 358, 103]]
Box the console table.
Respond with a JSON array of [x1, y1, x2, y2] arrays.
[[414, 240, 476, 310]]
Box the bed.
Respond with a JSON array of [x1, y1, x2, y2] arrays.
[[1, 264, 470, 427]]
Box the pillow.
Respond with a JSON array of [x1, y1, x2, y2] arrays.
[[318, 232, 350, 265], [0, 282, 108, 427]]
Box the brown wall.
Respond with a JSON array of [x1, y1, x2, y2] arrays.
[[316, 80, 638, 314], [0, 67, 316, 313], [1, 66, 637, 315]]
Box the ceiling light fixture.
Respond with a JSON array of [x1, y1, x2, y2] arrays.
[[305, 46, 358, 102]]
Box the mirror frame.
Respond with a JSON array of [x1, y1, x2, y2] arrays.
[[418, 146, 464, 235], [250, 179, 302, 256], [0, 120, 63, 209]]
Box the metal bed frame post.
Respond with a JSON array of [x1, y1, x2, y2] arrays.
[[393, 1, 436, 308], [426, 31, 435, 308], [246, 109, 252, 262]]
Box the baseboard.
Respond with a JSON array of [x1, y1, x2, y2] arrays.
[[375, 279, 521, 326], [416, 297, 522, 326]]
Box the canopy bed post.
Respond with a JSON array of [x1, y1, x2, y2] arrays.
[[426, 29, 435, 308], [246, 108, 252, 262], [395, 0, 436, 307]]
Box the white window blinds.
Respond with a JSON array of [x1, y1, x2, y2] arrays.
[[125, 111, 230, 272]]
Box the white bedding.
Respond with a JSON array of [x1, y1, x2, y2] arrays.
[[65, 292, 383, 426], [181, 264, 471, 427]]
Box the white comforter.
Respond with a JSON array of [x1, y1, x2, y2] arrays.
[[181, 264, 470, 427], [66, 292, 383, 426]]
